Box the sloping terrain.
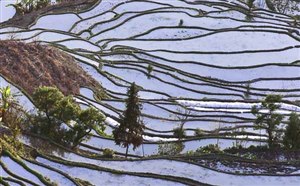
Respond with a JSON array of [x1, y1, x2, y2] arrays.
[[0, 0, 300, 185], [0, 40, 103, 95]]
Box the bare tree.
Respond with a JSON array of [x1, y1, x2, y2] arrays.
[[172, 106, 192, 140]]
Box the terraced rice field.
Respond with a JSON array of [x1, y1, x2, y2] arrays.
[[0, 0, 300, 185]]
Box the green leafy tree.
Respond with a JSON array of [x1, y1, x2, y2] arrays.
[[0, 86, 26, 140], [113, 83, 145, 157], [283, 113, 300, 150], [251, 94, 284, 149], [31, 86, 105, 147], [69, 107, 105, 147], [0, 86, 12, 124]]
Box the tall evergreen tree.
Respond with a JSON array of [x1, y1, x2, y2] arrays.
[[113, 82, 145, 158], [283, 113, 300, 150]]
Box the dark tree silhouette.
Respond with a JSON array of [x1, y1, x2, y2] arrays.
[[283, 113, 300, 150], [113, 82, 145, 157]]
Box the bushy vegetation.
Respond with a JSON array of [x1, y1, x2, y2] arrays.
[[30, 86, 106, 148], [196, 144, 222, 154], [158, 142, 185, 156], [0, 86, 27, 156], [0, 85, 107, 155], [172, 106, 191, 140], [2, 84, 300, 161], [194, 128, 205, 137], [0, 86, 25, 139], [147, 64, 153, 79], [102, 148, 115, 158], [173, 127, 186, 139], [0, 135, 26, 157]]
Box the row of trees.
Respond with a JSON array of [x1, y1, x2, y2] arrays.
[[0, 83, 145, 158], [2, 83, 299, 158], [113, 90, 300, 157]]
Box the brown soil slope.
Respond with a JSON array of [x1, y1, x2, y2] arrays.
[[0, 40, 104, 96]]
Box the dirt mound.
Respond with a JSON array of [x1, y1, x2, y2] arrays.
[[0, 40, 104, 96]]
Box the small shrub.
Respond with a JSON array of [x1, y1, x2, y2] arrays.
[[185, 150, 195, 156], [242, 152, 257, 160], [178, 19, 184, 26], [0, 135, 26, 157], [158, 142, 185, 155], [173, 127, 186, 139], [194, 128, 204, 136], [147, 64, 153, 79], [196, 144, 222, 154], [103, 148, 114, 158]]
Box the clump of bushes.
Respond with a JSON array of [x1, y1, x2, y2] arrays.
[[102, 148, 114, 158], [194, 128, 204, 137], [0, 86, 27, 156], [158, 142, 185, 156], [0, 135, 26, 157], [241, 152, 257, 160], [196, 144, 222, 154], [147, 64, 153, 79], [30, 86, 106, 148], [173, 127, 186, 139]]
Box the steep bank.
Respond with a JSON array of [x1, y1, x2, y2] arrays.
[[0, 40, 105, 96]]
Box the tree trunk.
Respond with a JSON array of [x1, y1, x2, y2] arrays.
[[267, 128, 274, 149], [125, 145, 129, 158]]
